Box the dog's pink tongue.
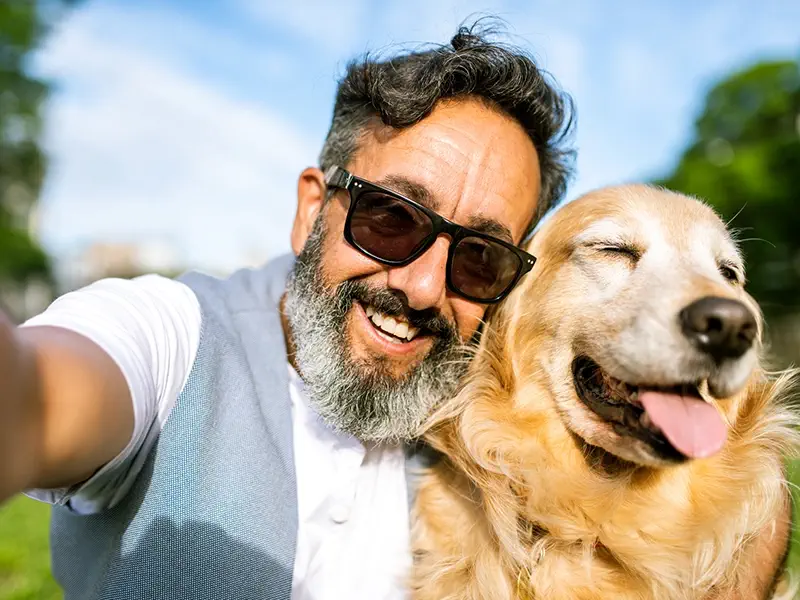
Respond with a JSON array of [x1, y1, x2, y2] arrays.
[[639, 391, 727, 459]]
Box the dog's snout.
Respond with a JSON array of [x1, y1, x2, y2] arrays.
[[679, 296, 756, 361]]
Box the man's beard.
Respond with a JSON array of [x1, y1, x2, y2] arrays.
[[284, 216, 476, 443]]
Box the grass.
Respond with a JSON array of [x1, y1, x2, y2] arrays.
[[787, 460, 800, 575], [0, 466, 799, 600], [0, 497, 60, 600]]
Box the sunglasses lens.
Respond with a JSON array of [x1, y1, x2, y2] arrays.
[[451, 236, 522, 300], [349, 192, 434, 262]]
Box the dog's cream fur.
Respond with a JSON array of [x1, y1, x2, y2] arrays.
[[410, 186, 799, 600]]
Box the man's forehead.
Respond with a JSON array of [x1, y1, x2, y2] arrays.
[[348, 98, 541, 239], [374, 173, 516, 243]]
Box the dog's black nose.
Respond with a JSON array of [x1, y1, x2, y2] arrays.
[[679, 296, 756, 361]]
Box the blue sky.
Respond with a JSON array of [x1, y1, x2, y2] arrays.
[[31, 0, 800, 274]]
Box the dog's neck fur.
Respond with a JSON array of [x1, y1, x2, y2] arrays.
[[422, 341, 799, 598]]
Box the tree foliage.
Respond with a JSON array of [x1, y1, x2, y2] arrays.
[[0, 1, 58, 285], [659, 59, 800, 320]]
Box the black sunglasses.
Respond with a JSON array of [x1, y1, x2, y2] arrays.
[[324, 165, 536, 303]]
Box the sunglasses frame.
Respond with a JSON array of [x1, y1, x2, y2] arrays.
[[324, 165, 537, 304]]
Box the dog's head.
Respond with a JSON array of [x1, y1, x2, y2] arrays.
[[497, 185, 761, 468]]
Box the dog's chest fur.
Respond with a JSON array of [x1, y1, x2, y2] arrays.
[[409, 399, 791, 600]]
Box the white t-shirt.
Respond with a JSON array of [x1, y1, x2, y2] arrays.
[[22, 275, 410, 600]]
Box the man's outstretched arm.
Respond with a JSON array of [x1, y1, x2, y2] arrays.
[[0, 311, 134, 503]]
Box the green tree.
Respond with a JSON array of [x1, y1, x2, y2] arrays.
[[0, 1, 80, 303], [659, 59, 800, 322]]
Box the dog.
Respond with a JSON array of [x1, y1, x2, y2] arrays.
[[409, 185, 799, 600]]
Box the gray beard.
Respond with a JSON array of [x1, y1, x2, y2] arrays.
[[283, 216, 475, 443]]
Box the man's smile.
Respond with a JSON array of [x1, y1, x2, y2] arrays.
[[363, 302, 420, 342], [352, 301, 433, 360]]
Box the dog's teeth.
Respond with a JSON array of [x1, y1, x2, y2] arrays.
[[629, 389, 640, 405], [640, 411, 654, 429]]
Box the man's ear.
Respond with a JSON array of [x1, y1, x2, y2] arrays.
[[291, 167, 327, 256]]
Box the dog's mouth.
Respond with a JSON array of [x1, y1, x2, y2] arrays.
[[571, 356, 728, 462]]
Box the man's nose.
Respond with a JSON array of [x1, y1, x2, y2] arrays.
[[386, 237, 449, 311]]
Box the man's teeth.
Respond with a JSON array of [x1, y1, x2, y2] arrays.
[[395, 322, 409, 339], [364, 304, 419, 341]]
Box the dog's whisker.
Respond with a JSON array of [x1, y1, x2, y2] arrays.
[[725, 203, 748, 227], [736, 237, 776, 248], [727, 226, 754, 239]]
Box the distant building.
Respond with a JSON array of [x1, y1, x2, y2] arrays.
[[0, 278, 52, 324], [4, 233, 271, 321], [57, 239, 186, 293]]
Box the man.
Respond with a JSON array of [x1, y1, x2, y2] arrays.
[[0, 24, 790, 600]]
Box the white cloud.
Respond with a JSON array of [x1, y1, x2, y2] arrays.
[[30, 0, 800, 281], [34, 4, 318, 273], [237, 0, 371, 52]]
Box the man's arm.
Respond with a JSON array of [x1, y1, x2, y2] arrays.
[[1, 275, 201, 508], [0, 311, 133, 502]]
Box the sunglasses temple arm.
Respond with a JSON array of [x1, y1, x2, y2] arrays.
[[323, 165, 353, 190]]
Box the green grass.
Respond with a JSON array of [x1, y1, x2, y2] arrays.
[[0, 467, 799, 600], [0, 496, 60, 600], [787, 460, 800, 575]]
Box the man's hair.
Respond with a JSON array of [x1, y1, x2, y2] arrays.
[[319, 20, 576, 236]]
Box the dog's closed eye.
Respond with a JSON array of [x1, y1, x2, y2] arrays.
[[594, 242, 641, 265]]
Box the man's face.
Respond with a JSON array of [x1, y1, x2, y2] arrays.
[[284, 98, 541, 442]]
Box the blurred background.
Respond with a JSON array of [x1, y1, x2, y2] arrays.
[[1, 0, 799, 597]]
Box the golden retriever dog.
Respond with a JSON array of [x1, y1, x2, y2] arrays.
[[410, 185, 799, 600]]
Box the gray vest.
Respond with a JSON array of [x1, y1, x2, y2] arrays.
[[47, 254, 433, 600]]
